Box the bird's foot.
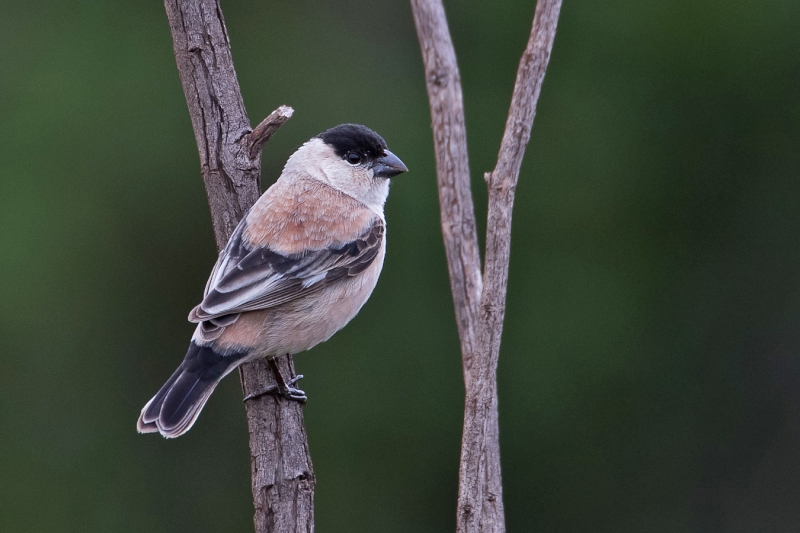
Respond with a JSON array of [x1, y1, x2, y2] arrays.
[[243, 373, 307, 404], [281, 375, 308, 404]]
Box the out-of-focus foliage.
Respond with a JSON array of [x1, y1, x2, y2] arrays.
[[2, 0, 800, 531]]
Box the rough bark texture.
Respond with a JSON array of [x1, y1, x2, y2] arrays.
[[163, 1, 314, 532], [411, 1, 563, 532], [241, 357, 315, 533], [409, 0, 483, 361], [409, 3, 501, 531]]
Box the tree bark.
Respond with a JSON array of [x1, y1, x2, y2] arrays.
[[410, 1, 563, 532], [409, 0, 483, 362], [163, 1, 314, 532]]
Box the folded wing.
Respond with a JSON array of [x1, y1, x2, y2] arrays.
[[189, 217, 384, 322]]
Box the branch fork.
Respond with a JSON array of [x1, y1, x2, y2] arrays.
[[411, 1, 563, 532]]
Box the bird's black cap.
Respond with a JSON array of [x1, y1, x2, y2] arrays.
[[318, 124, 388, 159]]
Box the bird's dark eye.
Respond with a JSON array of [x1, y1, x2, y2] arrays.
[[346, 152, 362, 165]]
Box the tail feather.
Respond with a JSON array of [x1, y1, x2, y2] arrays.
[[137, 364, 183, 434], [137, 342, 246, 438]]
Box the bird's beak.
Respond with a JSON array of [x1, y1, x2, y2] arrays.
[[373, 150, 408, 178]]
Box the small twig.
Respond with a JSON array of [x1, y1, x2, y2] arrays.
[[247, 105, 295, 159]]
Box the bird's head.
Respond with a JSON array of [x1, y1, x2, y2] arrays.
[[283, 123, 408, 213]]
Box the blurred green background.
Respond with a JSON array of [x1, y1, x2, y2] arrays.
[[2, 0, 800, 531]]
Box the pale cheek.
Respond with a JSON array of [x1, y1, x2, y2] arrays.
[[355, 169, 375, 194], [336, 168, 372, 197]]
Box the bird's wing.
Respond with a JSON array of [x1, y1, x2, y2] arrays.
[[189, 217, 384, 322]]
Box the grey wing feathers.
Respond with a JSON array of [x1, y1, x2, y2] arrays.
[[190, 218, 384, 322], [202, 219, 248, 299]]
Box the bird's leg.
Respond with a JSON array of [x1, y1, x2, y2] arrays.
[[243, 356, 307, 404], [268, 357, 307, 403]]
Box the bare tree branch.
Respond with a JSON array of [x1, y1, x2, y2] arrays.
[[164, 0, 256, 248], [411, 0, 562, 532], [163, 1, 314, 532], [408, 1, 500, 531], [410, 0, 483, 364], [248, 105, 295, 159], [462, 4, 563, 533]]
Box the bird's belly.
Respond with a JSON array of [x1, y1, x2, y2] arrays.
[[265, 269, 380, 354]]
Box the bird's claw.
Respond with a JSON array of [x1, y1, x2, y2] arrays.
[[283, 386, 308, 404], [282, 374, 307, 404], [242, 385, 277, 402], [243, 374, 306, 404]]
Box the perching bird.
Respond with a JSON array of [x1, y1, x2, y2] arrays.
[[137, 124, 407, 438]]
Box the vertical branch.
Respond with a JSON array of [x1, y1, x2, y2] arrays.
[[462, 3, 563, 533], [481, 0, 563, 358], [163, 1, 314, 532], [410, 0, 483, 363], [164, 0, 258, 247], [412, 0, 562, 532], [410, 5, 499, 529]]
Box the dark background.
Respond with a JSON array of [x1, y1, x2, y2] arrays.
[[2, 0, 800, 531]]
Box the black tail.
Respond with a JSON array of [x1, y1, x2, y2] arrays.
[[137, 342, 246, 438]]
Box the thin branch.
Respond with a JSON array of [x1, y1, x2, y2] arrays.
[[248, 105, 295, 159], [163, 1, 314, 532], [410, 0, 483, 364], [164, 0, 256, 248], [460, 2, 562, 533], [487, 1, 562, 186], [409, 1, 504, 531], [411, 0, 562, 532]]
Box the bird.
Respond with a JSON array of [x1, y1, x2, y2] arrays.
[[137, 123, 408, 438]]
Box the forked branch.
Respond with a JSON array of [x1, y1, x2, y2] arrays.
[[410, 0, 563, 532]]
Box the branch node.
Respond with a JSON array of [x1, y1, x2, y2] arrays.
[[247, 105, 295, 159]]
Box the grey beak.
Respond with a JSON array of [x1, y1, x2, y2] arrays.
[[373, 150, 408, 178]]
